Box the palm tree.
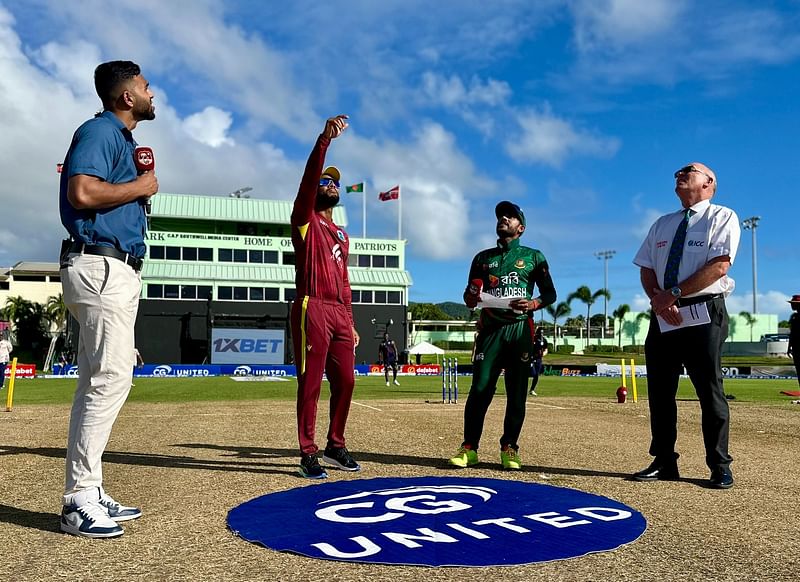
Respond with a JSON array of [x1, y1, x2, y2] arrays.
[[739, 311, 757, 341], [612, 304, 630, 347], [567, 286, 611, 341], [44, 294, 68, 335], [633, 311, 651, 345], [545, 301, 571, 346], [3, 296, 34, 340]]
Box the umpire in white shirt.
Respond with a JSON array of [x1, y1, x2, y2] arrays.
[[632, 162, 741, 489]]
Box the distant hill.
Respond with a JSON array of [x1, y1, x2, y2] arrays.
[[438, 301, 471, 320]]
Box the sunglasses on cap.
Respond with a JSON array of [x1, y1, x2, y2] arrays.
[[319, 177, 340, 188], [674, 165, 713, 181]]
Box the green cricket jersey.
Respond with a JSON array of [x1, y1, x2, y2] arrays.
[[465, 238, 557, 329]]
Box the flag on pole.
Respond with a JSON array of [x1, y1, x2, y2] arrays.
[[378, 185, 400, 201], [345, 182, 364, 193]]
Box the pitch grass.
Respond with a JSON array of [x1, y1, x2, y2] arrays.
[[8, 374, 800, 406]]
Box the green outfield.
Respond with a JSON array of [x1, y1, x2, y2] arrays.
[[6, 374, 800, 406]]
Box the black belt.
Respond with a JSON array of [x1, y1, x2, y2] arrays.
[[64, 243, 143, 272], [676, 293, 722, 307]]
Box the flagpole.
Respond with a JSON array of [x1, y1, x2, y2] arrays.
[[362, 181, 367, 239], [398, 184, 402, 240]]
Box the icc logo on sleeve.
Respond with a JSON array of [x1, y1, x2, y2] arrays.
[[228, 476, 646, 567]]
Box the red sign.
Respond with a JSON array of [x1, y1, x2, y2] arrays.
[[4, 363, 36, 378]]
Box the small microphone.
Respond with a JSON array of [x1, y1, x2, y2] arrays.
[[134, 146, 155, 214], [468, 279, 483, 296]]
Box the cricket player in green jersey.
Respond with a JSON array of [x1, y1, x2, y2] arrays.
[[449, 201, 557, 471]]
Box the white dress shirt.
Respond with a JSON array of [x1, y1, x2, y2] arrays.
[[633, 199, 741, 297]]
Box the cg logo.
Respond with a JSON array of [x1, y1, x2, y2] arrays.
[[152, 365, 173, 376], [234, 365, 252, 376], [315, 485, 495, 524], [228, 476, 646, 567]]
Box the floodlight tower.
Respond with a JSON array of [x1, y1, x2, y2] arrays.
[[594, 250, 616, 339], [742, 216, 761, 313]]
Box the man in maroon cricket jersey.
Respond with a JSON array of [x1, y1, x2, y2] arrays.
[[291, 114, 361, 479]]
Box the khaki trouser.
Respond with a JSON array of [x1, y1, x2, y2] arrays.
[[60, 253, 141, 503]]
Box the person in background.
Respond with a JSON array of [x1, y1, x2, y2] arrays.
[[529, 327, 549, 396], [378, 332, 400, 386], [0, 332, 12, 389], [787, 295, 800, 387]]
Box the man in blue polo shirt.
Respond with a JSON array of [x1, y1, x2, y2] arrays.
[[58, 60, 158, 538]]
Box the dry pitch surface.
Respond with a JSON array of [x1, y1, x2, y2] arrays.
[[1, 395, 798, 582]]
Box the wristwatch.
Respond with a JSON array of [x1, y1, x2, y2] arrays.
[[669, 286, 682, 299]]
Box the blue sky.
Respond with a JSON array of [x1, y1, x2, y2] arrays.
[[1, 0, 798, 321]]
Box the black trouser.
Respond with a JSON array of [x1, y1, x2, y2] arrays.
[[793, 352, 800, 388], [644, 297, 732, 472], [530, 358, 543, 391]]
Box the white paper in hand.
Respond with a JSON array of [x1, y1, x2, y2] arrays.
[[657, 302, 711, 333], [477, 292, 515, 309]]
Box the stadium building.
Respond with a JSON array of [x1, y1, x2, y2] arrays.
[[136, 192, 412, 366]]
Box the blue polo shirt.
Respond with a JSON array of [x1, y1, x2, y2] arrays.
[[59, 111, 147, 258]]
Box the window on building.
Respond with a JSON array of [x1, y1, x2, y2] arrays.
[[233, 249, 247, 263], [165, 247, 180, 260], [147, 284, 163, 298], [249, 250, 263, 264], [360, 290, 373, 303], [0, 282, 9, 290], [198, 285, 212, 300], [264, 250, 279, 264], [388, 291, 401, 304], [49, 275, 61, 283], [265, 287, 279, 301], [348, 254, 358, 267], [164, 284, 179, 299], [219, 248, 232, 262], [283, 252, 296, 266], [358, 255, 370, 268], [218, 286, 233, 300], [181, 285, 197, 299], [12, 275, 47, 282], [250, 287, 264, 301], [183, 247, 197, 261], [386, 256, 399, 268], [149, 246, 165, 259], [285, 288, 297, 302], [198, 248, 213, 261], [373, 256, 386, 268], [375, 290, 387, 304], [233, 286, 248, 300]]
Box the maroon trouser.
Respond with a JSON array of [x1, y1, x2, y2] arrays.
[[291, 297, 355, 455]]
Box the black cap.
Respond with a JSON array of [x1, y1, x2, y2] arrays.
[[495, 201, 526, 227]]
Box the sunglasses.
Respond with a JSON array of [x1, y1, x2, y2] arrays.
[[674, 165, 713, 181], [319, 178, 340, 188]]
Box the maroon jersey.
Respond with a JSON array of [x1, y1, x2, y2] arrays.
[[290, 135, 354, 326]]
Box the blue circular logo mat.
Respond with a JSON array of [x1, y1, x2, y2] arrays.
[[228, 476, 646, 567]]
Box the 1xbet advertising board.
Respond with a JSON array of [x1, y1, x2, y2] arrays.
[[210, 328, 285, 365]]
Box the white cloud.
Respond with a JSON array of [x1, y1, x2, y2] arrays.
[[182, 107, 234, 147], [570, 0, 682, 52], [421, 72, 511, 108], [506, 105, 620, 166]]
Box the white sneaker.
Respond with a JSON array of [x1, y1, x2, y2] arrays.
[[393, 380, 400, 386], [386, 381, 390, 386], [61, 490, 123, 538], [99, 486, 142, 522]]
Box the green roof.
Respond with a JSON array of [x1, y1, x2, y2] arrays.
[[152, 192, 347, 227], [142, 263, 412, 287]]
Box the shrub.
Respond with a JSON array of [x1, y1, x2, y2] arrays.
[[555, 344, 575, 354]]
